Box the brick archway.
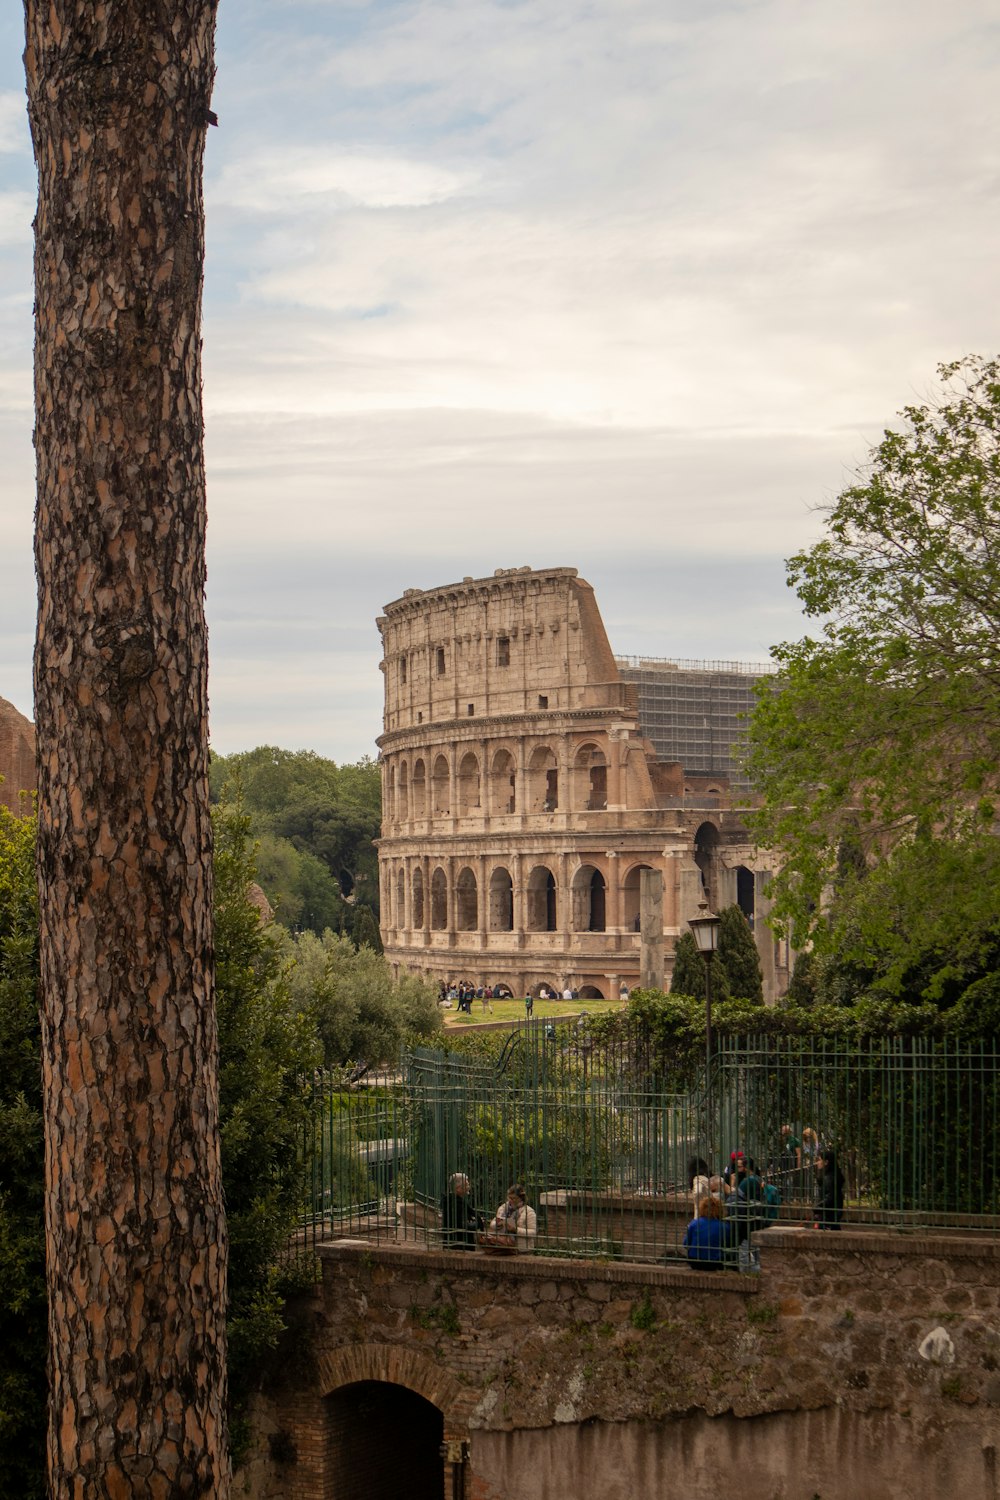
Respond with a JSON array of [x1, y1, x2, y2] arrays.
[[315, 1342, 471, 1434]]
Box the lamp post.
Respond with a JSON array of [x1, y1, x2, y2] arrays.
[[689, 902, 721, 1161]]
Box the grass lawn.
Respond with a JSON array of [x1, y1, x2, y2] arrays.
[[441, 995, 623, 1028]]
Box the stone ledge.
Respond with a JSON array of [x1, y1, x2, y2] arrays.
[[755, 1226, 1000, 1259], [318, 1239, 759, 1293]]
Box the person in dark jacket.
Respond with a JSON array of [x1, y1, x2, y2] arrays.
[[814, 1147, 845, 1229], [440, 1172, 479, 1250]]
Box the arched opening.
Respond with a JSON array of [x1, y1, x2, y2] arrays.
[[490, 747, 516, 815], [574, 742, 608, 810], [622, 863, 654, 931], [489, 866, 514, 931], [579, 984, 605, 999], [395, 868, 406, 929], [411, 758, 426, 818], [398, 760, 408, 821], [526, 865, 557, 931], [694, 822, 721, 906], [456, 866, 478, 930], [571, 865, 606, 932], [411, 867, 424, 928], [326, 1381, 443, 1500], [457, 751, 481, 815], [527, 745, 558, 813], [431, 754, 450, 816], [430, 867, 448, 930], [736, 865, 755, 927], [386, 765, 396, 823]]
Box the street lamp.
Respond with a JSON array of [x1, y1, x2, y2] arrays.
[[689, 902, 721, 1160]]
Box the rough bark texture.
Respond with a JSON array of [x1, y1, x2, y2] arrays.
[[24, 3, 229, 1494]]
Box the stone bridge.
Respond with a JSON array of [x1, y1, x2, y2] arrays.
[[244, 1230, 1000, 1500]]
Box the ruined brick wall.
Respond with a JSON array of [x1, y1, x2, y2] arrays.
[[0, 696, 35, 813], [247, 1232, 1000, 1499]]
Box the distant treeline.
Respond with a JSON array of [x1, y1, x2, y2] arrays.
[[209, 746, 381, 939]]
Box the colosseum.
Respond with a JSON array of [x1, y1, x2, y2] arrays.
[[376, 566, 790, 1002]]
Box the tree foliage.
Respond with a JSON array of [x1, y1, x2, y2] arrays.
[[717, 905, 764, 1003], [671, 907, 763, 1002], [746, 356, 1000, 1004], [0, 807, 45, 1499], [286, 930, 440, 1067], [0, 801, 328, 1484], [212, 800, 322, 1449], [210, 748, 381, 935]]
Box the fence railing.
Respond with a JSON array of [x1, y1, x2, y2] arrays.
[[290, 1029, 1000, 1273]]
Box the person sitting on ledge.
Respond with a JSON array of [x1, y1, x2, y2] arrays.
[[440, 1172, 479, 1251], [683, 1194, 732, 1270], [487, 1183, 537, 1251]]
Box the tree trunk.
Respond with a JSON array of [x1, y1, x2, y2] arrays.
[[24, 4, 230, 1494]]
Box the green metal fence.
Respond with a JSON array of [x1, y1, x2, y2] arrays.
[[290, 1027, 1000, 1272]]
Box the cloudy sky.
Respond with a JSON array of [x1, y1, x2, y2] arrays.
[[2, 1, 999, 761]]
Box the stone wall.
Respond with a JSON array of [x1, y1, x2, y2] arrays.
[[247, 1230, 1000, 1499], [0, 696, 35, 813]]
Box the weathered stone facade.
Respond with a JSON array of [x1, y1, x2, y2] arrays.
[[0, 696, 35, 814], [376, 567, 788, 999], [246, 1232, 1000, 1500]]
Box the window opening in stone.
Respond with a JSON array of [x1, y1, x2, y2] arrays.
[[736, 865, 755, 927], [574, 743, 607, 810], [489, 866, 514, 931], [430, 867, 448, 930], [623, 863, 653, 931], [436, 647, 446, 675], [395, 869, 405, 928], [411, 868, 424, 927], [398, 761, 408, 821], [572, 864, 606, 932], [694, 822, 721, 906], [431, 755, 450, 816], [467, 703, 474, 716], [497, 635, 510, 667], [400, 655, 407, 685], [411, 759, 426, 817], [417, 711, 423, 723], [528, 746, 558, 813], [456, 867, 478, 931], [538, 695, 548, 708], [527, 866, 557, 931], [490, 749, 516, 815], [457, 752, 481, 815]]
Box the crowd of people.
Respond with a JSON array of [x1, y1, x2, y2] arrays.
[[436, 1124, 845, 1268], [683, 1134, 846, 1270], [438, 980, 514, 1013]]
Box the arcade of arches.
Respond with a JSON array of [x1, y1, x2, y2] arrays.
[[376, 569, 791, 999]]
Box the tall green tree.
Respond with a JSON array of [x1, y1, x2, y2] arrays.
[[746, 356, 1000, 985], [669, 931, 730, 1002], [717, 905, 764, 1003]]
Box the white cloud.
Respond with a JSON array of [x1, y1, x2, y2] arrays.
[[211, 148, 477, 214]]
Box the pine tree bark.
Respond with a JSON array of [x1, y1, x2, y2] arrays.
[[24, 4, 230, 1494]]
